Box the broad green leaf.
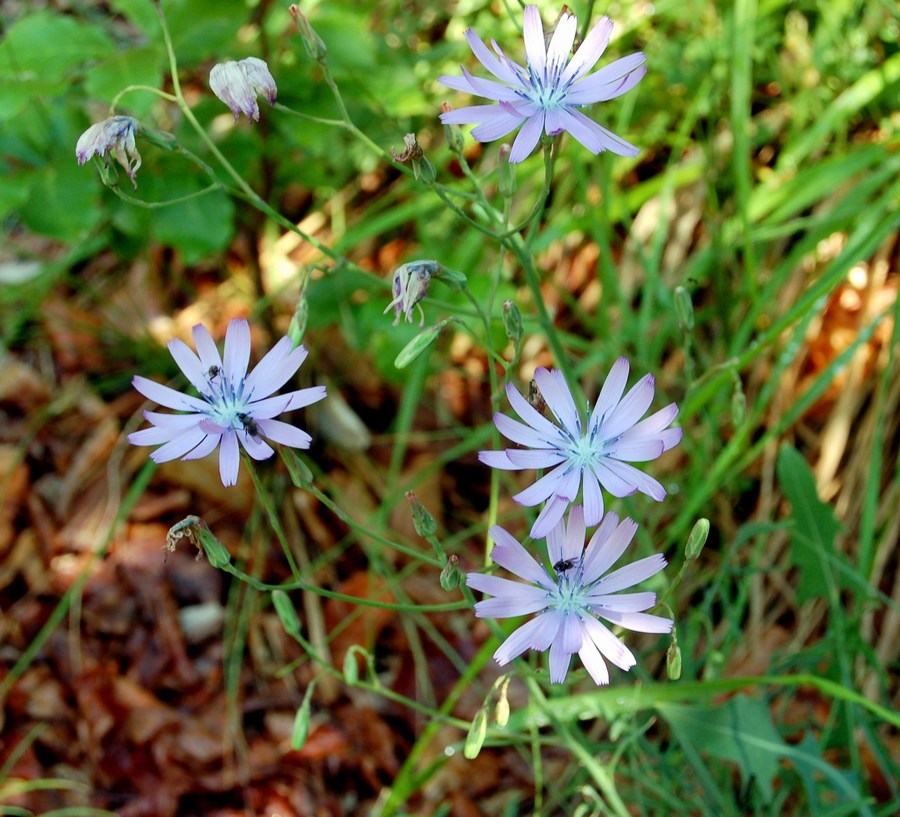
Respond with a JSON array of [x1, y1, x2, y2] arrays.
[[659, 695, 784, 800], [776, 444, 843, 603], [19, 162, 103, 242], [0, 13, 114, 82], [84, 45, 166, 116], [151, 188, 235, 264]]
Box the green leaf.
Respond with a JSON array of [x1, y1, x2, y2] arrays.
[[84, 45, 166, 116], [776, 444, 843, 603], [150, 188, 235, 264], [19, 162, 103, 242], [0, 13, 114, 82], [110, 0, 163, 38], [659, 695, 784, 800]]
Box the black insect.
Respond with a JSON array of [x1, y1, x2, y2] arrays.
[[236, 411, 260, 439], [206, 365, 222, 380], [553, 558, 578, 574]]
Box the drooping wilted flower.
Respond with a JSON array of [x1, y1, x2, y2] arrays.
[[384, 261, 436, 326], [128, 319, 326, 487], [467, 506, 673, 685], [480, 359, 682, 538], [209, 57, 277, 121], [438, 5, 646, 162], [75, 116, 142, 188]]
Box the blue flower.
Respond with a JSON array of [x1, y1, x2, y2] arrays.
[[467, 506, 673, 685], [438, 5, 646, 162], [209, 57, 277, 121], [480, 359, 682, 538], [129, 319, 326, 486], [75, 116, 141, 188]]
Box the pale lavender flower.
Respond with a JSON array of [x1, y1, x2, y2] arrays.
[[468, 506, 673, 684], [75, 116, 141, 188], [438, 5, 647, 163], [480, 359, 682, 539], [128, 319, 326, 487], [209, 57, 277, 121], [384, 261, 434, 326]]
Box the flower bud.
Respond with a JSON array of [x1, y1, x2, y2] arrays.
[[384, 260, 435, 326], [289, 4, 328, 61], [685, 518, 710, 561], [667, 636, 682, 680], [405, 490, 437, 537], [494, 677, 511, 726], [502, 300, 523, 344], [464, 708, 488, 759], [195, 526, 232, 568], [291, 680, 317, 750], [440, 102, 465, 154], [394, 319, 449, 368], [272, 590, 302, 638], [674, 286, 694, 332], [440, 555, 460, 591], [75, 116, 142, 188], [498, 144, 516, 197], [209, 57, 277, 122]]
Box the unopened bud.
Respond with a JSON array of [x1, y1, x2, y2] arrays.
[[464, 709, 488, 759], [289, 4, 328, 60], [406, 490, 437, 538], [440, 555, 460, 591], [498, 144, 516, 197], [195, 525, 231, 568], [502, 300, 523, 344], [288, 298, 308, 347], [272, 590, 301, 638], [281, 448, 314, 487], [291, 680, 317, 750], [494, 677, 511, 726], [667, 636, 682, 680], [394, 319, 450, 369], [685, 518, 709, 561], [440, 102, 465, 154], [674, 286, 694, 332]]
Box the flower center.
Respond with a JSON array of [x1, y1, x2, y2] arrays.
[[204, 377, 252, 431], [549, 570, 589, 615]]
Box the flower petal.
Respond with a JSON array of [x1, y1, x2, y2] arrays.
[[505, 449, 567, 469], [218, 431, 240, 486], [506, 381, 565, 442], [494, 412, 554, 447], [149, 428, 207, 463], [560, 108, 639, 157], [180, 433, 220, 461], [589, 357, 629, 433], [602, 373, 655, 439], [244, 338, 306, 399], [534, 368, 581, 436], [548, 636, 571, 683], [581, 514, 636, 584], [478, 450, 521, 470], [223, 318, 251, 382], [192, 324, 223, 371], [594, 553, 667, 594], [257, 418, 312, 449], [588, 591, 657, 613], [513, 465, 568, 506], [132, 376, 208, 412], [522, 5, 547, 76], [560, 15, 613, 85], [238, 431, 275, 461], [601, 458, 667, 500], [464, 27, 522, 85], [578, 634, 610, 685], [581, 615, 635, 671], [493, 613, 560, 665], [566, 54, 647, 104], [545, 11, 577, 79], [508, 111, 544, 163], [471, 105, 527, 142], [582, 468, 605, 527], [600, 610, 673, 633], [167, 337, 205, 390], [488, 525, 554, 587], [529, 494, 569, 540]]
